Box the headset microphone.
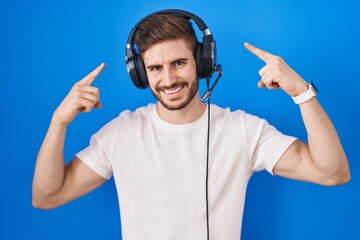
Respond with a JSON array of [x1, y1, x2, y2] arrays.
[[201, 64, 223, 102]]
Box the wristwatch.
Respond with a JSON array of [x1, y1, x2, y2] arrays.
[[291, 81, 318, 105]]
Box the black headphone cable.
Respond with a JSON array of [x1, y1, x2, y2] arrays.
[[205, 77, 211, 240], [202, 66, 223, 240]]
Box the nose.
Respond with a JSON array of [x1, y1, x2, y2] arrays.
[[162, 67, 176, 87]]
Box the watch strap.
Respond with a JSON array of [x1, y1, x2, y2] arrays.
[[292, 82, 318, 105]]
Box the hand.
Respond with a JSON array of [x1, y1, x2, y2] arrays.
[[244, 42, 308, 97], [52, 63, 106, 125]]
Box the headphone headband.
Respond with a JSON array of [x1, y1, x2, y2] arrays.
[[125, 9, 217, 89], [126, 10, 212, 45]]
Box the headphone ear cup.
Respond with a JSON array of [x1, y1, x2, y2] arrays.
[[202, 40, 214, 79], [134, 54, 149, 88], [195, 42, 205, 79], [127, 57, 142, 89]]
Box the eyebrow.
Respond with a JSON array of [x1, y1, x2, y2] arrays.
[[170, 58, 189, 65], [146, 58, 189, 69]]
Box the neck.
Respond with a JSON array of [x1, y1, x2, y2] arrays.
[[156, 92, 207, 124]]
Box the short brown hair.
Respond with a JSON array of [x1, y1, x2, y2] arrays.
[[134, 14, 198, 55]]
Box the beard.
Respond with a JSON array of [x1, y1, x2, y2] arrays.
[[150, 80, 199, 111]]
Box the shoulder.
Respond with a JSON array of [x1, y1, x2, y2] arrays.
[[210, 104, 279, 139], [117, 103, 154, 122], [94, 104, 155, 139], [210, 104, 266, 124]]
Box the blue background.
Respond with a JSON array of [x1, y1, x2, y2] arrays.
[[1, 0, 359, 239]]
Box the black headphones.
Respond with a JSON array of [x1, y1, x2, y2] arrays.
[[125, 9, 217, 89]]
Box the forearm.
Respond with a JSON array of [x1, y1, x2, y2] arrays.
[[32, 119, 68, 199], [299, 97, 350, 181]]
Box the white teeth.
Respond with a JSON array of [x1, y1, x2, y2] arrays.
[[164, 86, 182, 94]]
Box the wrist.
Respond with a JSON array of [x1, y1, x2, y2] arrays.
[[291, 81, 318, 105], [292, 82, 309, 97], [50, 115, 69, 128]]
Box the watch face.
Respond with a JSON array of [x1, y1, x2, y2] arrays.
[[310, 81, 318, 95]]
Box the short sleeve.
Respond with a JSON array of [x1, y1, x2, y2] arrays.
[[246, 115, 297, 175], [76, 131, 113, 180]]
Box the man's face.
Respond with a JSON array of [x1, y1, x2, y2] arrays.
[[143, 38, 198, 111]]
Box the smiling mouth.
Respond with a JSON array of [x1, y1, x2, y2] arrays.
[[163, 86, 183, 94]]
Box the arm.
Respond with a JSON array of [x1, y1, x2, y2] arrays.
[[32, 63, 107, 209], [274, 98, 350, 185], [244, 43, 350, 186]]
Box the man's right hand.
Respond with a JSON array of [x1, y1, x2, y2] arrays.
[[32, 63, 107, 209], [52, 63, 106, 125]]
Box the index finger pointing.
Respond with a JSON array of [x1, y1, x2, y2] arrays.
[[78, 62, 106, 86], [244, 42, 275, 63]]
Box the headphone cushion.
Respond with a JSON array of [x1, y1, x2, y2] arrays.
[[195, 42, 205, 79], [134, 54, 149, 88]]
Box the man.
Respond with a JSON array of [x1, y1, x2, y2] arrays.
[[32, 10, 350, 240]]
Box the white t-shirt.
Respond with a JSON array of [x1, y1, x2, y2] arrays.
[[76, 103, 297, 240]]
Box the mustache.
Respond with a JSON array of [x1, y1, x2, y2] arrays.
[[156, 82, 188, 91]]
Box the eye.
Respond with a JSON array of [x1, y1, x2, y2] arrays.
[[173, 60, 187, 68], [148, 65, 162, 72]]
